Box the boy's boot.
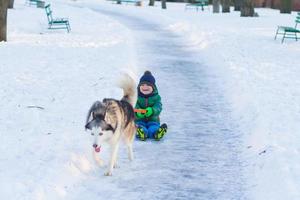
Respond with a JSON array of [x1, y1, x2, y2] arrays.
[[136, 127, 147, 141], [154, 123, 168, 141]]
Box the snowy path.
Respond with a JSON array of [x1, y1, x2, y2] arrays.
[[68, 4, 247, 200], [3, 1, 300, 199], [0, 1, 247, 199]]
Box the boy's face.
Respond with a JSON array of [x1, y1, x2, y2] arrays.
[[139, 83, 153, 95]]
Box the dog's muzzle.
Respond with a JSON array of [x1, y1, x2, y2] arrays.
[[93, 144, 101, 153]]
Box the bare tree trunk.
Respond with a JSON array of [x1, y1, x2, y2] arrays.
[[149, 0, 155, 6], [161, 0, 166, 9], [234, 0, 242, 11], [240, 0, 254, 16], [8, 0, 14, 9], [0, 0, 9, 42], [222, 0, 231, 12], [270, 0, 275, 8], [213, 0, 220, 13], [280, 0, 291, 13]]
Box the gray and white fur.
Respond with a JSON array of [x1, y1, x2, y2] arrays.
[[85, 74, 137, 176]]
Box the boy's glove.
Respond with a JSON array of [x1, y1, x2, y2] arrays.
[[145, 107, 153, 117], [136, 112, 145, 119]]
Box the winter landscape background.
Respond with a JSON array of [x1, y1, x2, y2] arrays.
[[1, 0, 300, 199]]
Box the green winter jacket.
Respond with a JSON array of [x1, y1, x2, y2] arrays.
[[135, 85, 162, 123]]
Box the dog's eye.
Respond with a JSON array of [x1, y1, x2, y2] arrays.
[[99, 133, 103, 136], [91, 133, 94, 136], [104, 124, 114, 131]]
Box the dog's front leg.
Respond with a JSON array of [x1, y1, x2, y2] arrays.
[[104, 142, 120, 176], [127, 144, 134, 161], [113, 154, 119, 169]]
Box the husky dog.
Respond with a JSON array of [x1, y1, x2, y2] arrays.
[[85, 74, 137, 176]]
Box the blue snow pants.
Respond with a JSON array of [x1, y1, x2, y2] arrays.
[[136, 121, 160, 139]]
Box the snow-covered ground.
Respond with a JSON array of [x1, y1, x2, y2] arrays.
[[1, 0, 300, 199]]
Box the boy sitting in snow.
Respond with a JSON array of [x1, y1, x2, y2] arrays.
[[135, 71, 167, 141]]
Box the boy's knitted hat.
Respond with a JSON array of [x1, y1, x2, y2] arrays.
[[139, 71, 156, 87]]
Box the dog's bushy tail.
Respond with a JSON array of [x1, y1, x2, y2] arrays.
[[118, 73, 137, 107]]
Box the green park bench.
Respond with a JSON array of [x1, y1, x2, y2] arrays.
[[44, 4, 71, 33], [185, 0, 209, 11], [275, 12, 300, 43], [107, 0, 142, 6], [28, 0, 38, 6], [121, 0, 142, 5], [27, 0, 44, 8]]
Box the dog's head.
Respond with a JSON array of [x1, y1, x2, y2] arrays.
[[85, 113, 115, 144], [85, 100, 120, 148]]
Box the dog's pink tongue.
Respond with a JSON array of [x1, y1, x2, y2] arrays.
[[95, 146, 101, 153]]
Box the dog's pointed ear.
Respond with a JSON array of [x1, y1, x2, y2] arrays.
[[85, 119, 100, 130], [85, 121, 92, 130]]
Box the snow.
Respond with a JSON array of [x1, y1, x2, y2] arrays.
[[1, 0, 300, 199]]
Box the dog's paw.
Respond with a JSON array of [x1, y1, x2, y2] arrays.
[[104, 171, 112, 176]]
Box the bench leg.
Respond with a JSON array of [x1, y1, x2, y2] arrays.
[[66, 23, 71, 33], [295, 33, 298, 41], [281, 32, 286, 43], [274, 28, 279, 40]]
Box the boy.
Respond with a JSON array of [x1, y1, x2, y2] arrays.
[[135, 71, 167, 141]]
